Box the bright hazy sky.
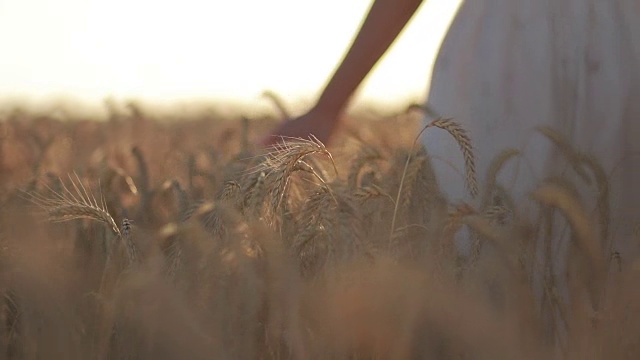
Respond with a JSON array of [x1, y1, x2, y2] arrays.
[[0, 0, 461, 107]]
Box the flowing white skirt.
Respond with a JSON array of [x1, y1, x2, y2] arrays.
[[423, 0, 640, 252]]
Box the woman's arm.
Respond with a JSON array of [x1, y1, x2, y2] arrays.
[[316, 0, 425, 116], [264, 0, 424, 145]]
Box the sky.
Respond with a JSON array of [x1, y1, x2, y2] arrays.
[[0, 0, 462, 110]]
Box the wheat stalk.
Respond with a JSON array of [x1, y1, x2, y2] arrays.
[[536, 127, 611, 252], [536, 126, 591, 184], [131, 146, 151, 217], [578, 154, 610, 245], [481, 148, 520, 209], [531, 182, 603, 269], [389, 118, 476, 247], [531, 181, 606, 311]]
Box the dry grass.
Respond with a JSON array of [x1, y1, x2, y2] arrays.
[[0, 101, 637, 359]]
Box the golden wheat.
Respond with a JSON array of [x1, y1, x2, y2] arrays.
[[2, 106, 637, 360]]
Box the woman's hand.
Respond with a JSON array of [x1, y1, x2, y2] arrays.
[[260, 107, 339, 147]]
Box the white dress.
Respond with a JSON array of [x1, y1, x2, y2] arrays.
[[423, 0, 640, 253]]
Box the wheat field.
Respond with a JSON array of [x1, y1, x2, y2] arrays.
[[0, 99, 638, 360]]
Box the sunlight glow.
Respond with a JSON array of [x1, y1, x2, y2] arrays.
[[0, 0, 462, 107]]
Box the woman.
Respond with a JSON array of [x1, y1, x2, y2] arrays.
[[265, 0, 640, 251]]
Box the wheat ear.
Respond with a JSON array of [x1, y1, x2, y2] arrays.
[[120, 218, 138, 264], [428, 118, 478, 198], [347, 145, 382, 189], [261, 90, 291, 119], [25, 173, 121, 237], [531, 182, 605, 280], [253, 135, 337, 216]]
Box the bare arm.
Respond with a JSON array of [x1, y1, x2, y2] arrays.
[[263, 0, 424, 145], [315, 0, 425, 117]]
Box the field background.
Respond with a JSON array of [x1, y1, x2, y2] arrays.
[[0, 98, 637, 359]]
